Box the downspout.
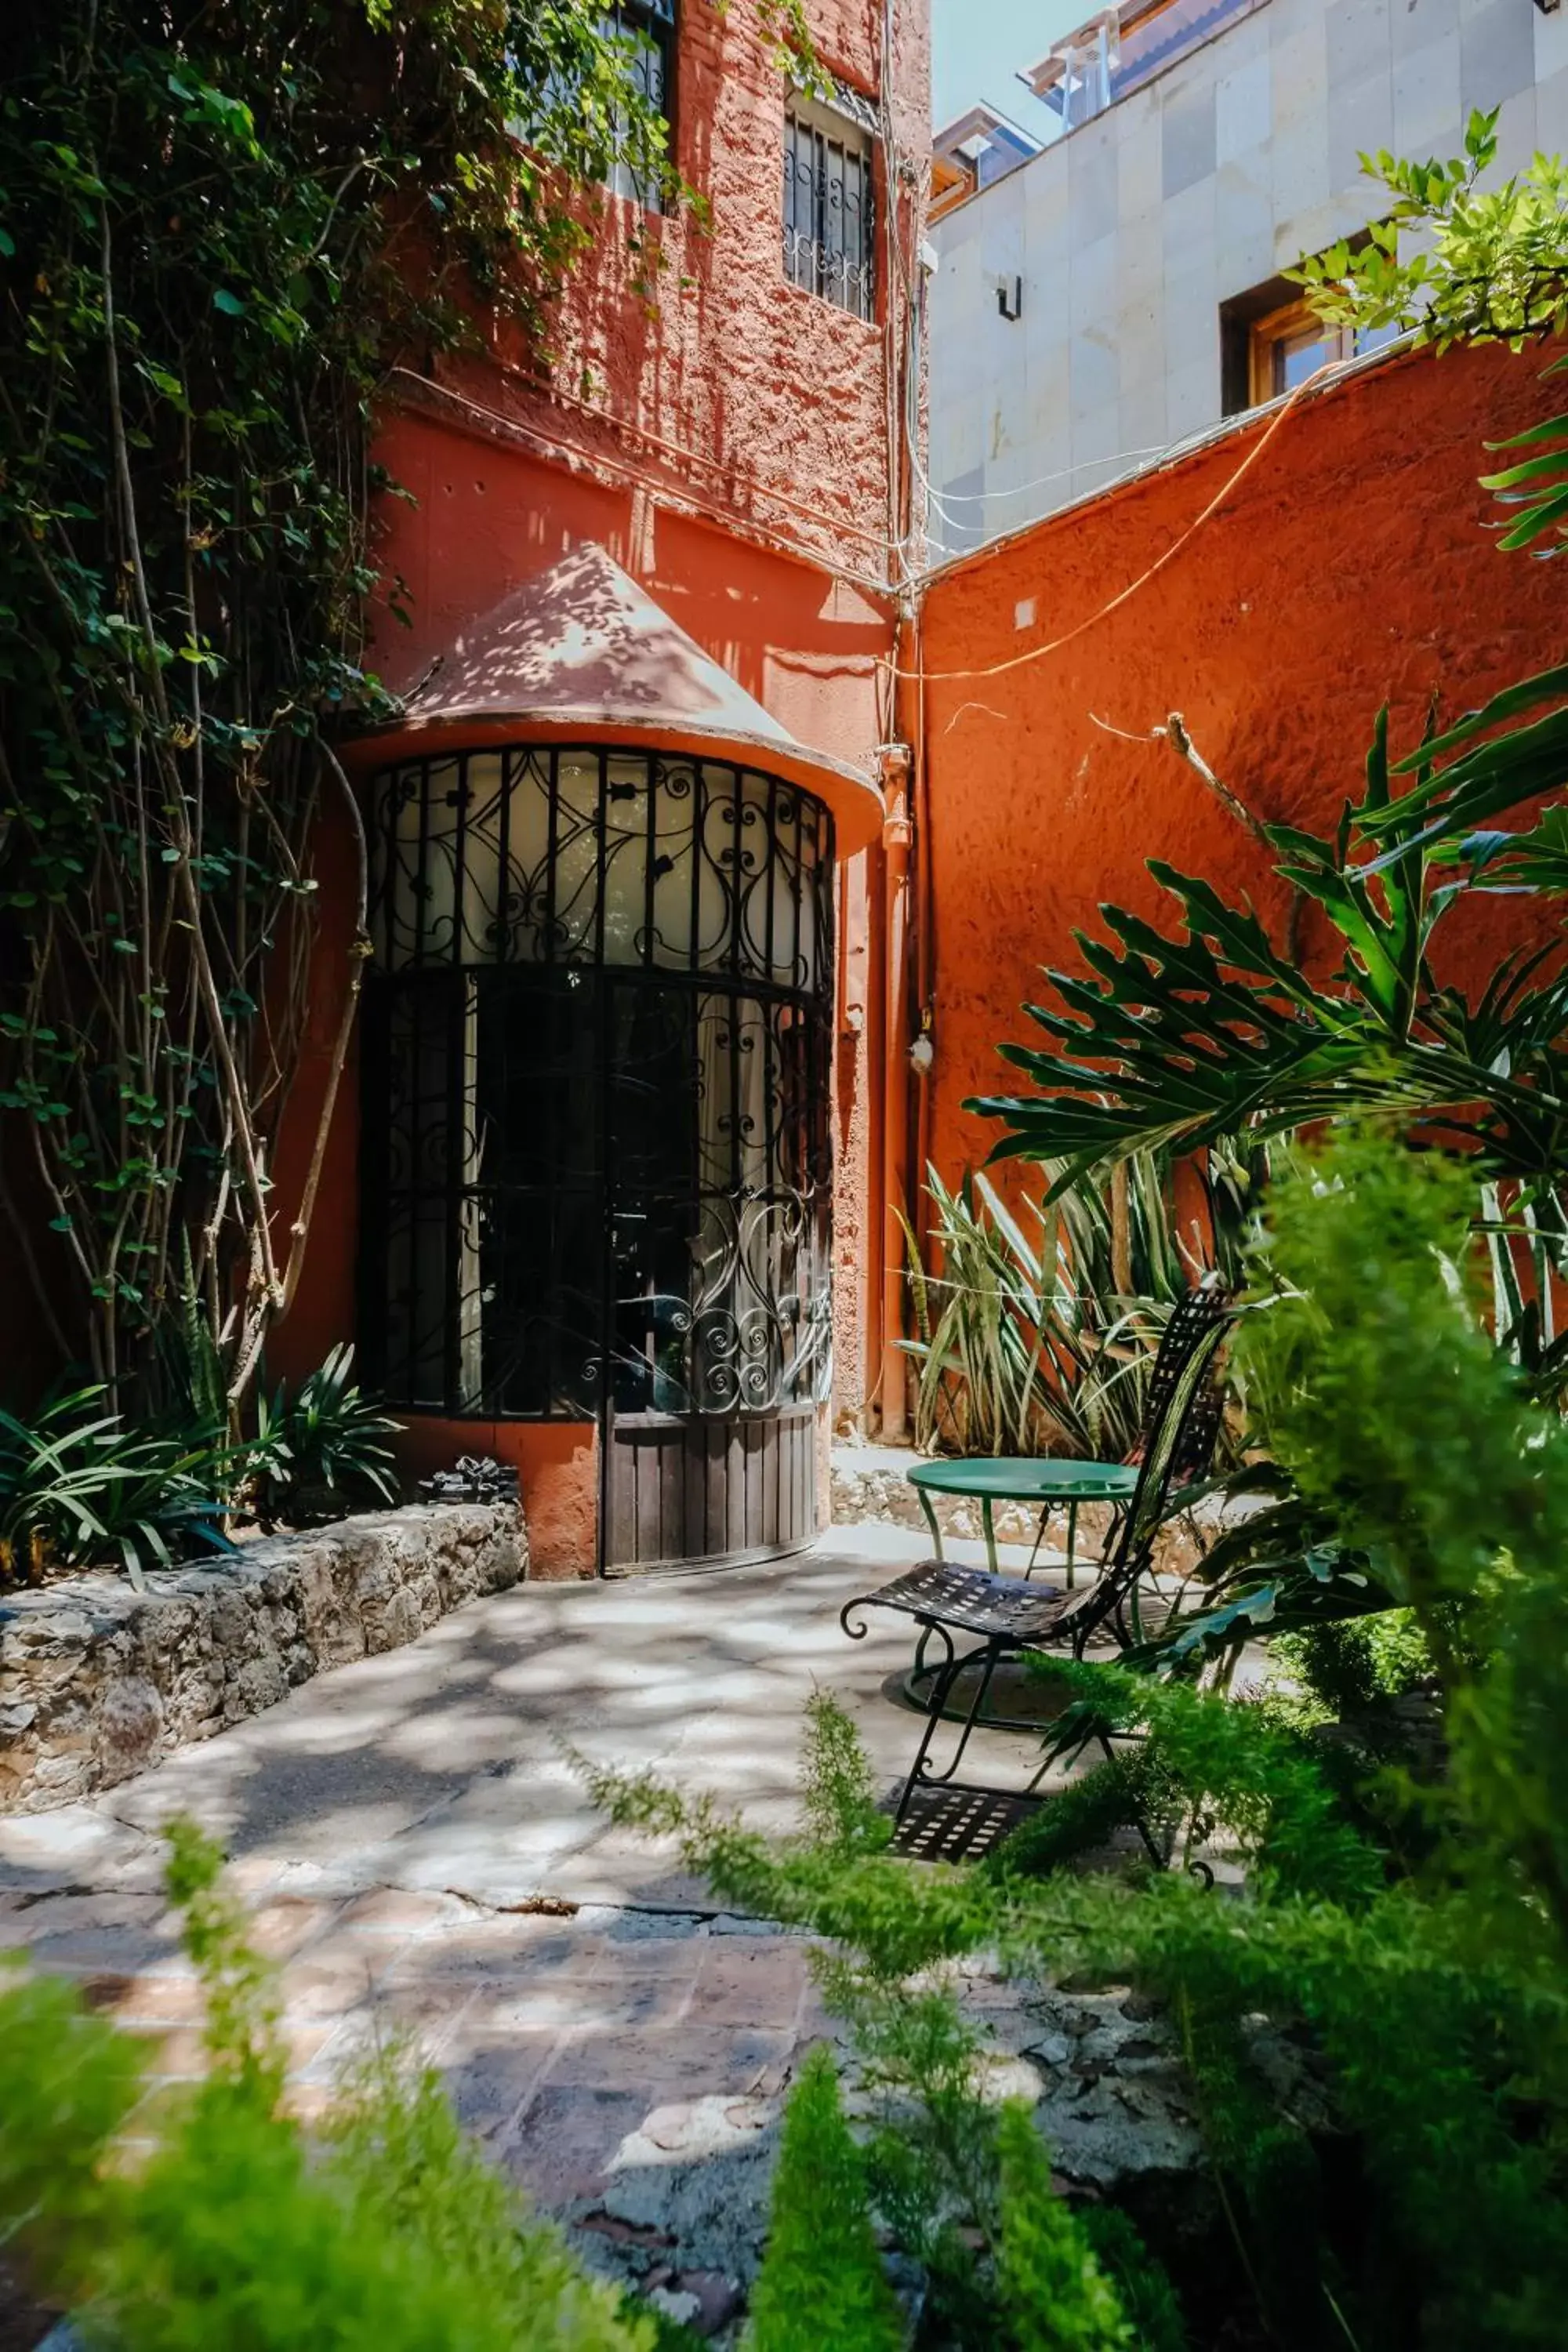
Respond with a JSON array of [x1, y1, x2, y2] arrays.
[[878, 730, 914, 1441], [910, 593, 935, 1269]]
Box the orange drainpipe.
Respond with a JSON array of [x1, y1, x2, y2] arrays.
[[909, 597, 935, 1273], [878, 729, 914, 1442]]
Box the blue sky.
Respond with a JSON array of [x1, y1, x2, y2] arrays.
[[932, 0, 1088, 136]]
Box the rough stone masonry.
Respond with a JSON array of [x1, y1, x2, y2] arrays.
[[0, 1502, 525, 1814]]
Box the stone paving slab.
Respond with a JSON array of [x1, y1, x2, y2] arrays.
[[0, 1527, 1123, 2343], [0, 1526, 1040, 1908]]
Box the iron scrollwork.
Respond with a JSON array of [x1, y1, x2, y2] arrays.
[[361, 747, 836, 1425]]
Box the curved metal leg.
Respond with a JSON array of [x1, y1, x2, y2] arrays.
[[919, 1486, 945, 1562], [1065, 1499, 1079, 1592], [895, 1624, 963, 1824], [904, 1618, 943, 1709], [900, 1637, 1006, 1817], [982, 1496, 997, 1574]]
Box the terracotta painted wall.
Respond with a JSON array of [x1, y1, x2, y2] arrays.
[[267, 425, 899, 1567], [913, 341, 1568, 1215], [267, 0, 931, 1565], [450, 0, 931, 589]]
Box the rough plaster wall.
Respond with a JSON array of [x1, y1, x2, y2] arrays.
[[928, 0, 1568, 546], [269, 2, 931, 1518], [508, 0, 931, 583], [917, 339, 1568, 1196]]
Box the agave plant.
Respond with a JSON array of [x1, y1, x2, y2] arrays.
[[252, 1345, 401, 1528], [898, 1151, 1250, 1461]]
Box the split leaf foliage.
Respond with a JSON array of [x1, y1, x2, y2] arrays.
[[586, 1133, 1568, 2350]]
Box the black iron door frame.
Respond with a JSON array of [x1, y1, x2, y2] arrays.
[[360, 742, 836, 1573]]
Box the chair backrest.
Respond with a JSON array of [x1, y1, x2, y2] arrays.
[[1138, 1276, 1231, 1479], [1070, 1279, 1231, 1649]]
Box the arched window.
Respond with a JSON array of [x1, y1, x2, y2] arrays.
[[360, 746, 835, 1427]]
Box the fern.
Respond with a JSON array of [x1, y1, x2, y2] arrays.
[[993, 2103, 1131, 2351], [746, 2044, 902, 2352]]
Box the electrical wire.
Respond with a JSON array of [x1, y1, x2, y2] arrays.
[[919, 440, 1171, 510], [391, 50, 1342, 723], [891, 356, 1345, 686], [490, 356, 915, 557]]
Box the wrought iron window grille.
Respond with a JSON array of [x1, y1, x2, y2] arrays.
[[783, 93, 877, 321], [600, 0, 677, 210], [361, 746, 836, 1428]]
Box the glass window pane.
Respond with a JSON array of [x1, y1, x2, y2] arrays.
[[1273, 325, 1333, 394]]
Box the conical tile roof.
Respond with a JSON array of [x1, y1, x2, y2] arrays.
[[352, 543, 883, 852]]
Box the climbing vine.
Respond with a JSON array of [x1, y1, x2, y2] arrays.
[[0, 0, 735, 1410]]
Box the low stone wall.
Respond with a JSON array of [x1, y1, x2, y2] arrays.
[[829, 1441, 1212, 1576], [0, 1502, 525, 1815], [830, 1442, 1119, 1552]]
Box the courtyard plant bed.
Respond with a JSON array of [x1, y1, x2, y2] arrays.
[[0, 1501, 525, 1813], [579, 1131, 1568, 2350]]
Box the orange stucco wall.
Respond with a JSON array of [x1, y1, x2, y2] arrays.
[[914, 340, 1568, 1214], [266, 0, 930, 1570], [393, 1420, 599, 1581]]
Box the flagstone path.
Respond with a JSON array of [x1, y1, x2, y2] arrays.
[[1, 1526, 1054, 2336]]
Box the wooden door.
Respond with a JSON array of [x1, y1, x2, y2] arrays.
[[603, 1405, 818, 1576]]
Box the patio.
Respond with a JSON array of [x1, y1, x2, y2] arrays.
[[3, 1526, 1136, 2332]]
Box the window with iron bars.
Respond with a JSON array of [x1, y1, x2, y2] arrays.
[[601, 0, 675, 211], [783, 93, 876, 321]]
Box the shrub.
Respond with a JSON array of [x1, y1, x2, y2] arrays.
[[586, 1130, 1568, 2350], [746, 2043, 903, 2352], [994, 2103, 1131, 2352], [899, 1151, 1254, 1461], [0, 1388, 232, 1588], [252, 1344, 400, 1526]]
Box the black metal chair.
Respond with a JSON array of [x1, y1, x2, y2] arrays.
[[840, 1279, 1231, 1860]]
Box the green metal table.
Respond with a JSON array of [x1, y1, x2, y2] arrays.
[[906, 1456, 1139, 1588]]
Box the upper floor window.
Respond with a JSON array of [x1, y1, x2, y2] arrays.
[[782, 92, 876, 322], [601, 0, 676, 210], [1221, 262, 1402, 416], [1247, 296, 1398, 403]]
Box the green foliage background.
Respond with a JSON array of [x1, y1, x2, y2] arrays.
[[586, 1132, 1568, 2350], [0, 1819, 655, 2349], [0, 0, 681, 1412]]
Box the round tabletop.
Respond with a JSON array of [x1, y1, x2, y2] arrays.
[[905, 1455, 1138, 1501]]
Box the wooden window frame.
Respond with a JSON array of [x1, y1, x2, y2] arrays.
[[1247, 296, 1357, 405]]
